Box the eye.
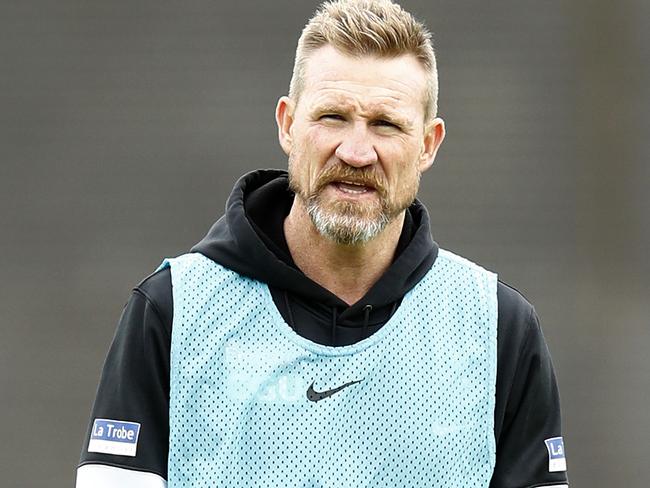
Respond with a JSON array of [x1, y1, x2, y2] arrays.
[[319, 113, 345, 121], [373, 119, 400, 130]]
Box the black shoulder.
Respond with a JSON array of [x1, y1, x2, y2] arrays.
[[134, 266, 173, 330], [495, 280, 537, 374], [497, 280, 536, 333]]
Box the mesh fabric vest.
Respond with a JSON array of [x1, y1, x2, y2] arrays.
[[160, 249, 498, 487]]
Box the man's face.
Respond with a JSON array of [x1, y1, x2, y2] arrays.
[[276, 45, 445, 245]]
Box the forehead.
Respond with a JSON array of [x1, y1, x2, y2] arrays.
[[299, 45, 428, 117]]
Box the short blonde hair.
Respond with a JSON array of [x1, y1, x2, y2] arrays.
[[289, 0, 439, 120]]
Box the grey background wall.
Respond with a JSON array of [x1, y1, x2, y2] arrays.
[[2, 1, 648, 486]]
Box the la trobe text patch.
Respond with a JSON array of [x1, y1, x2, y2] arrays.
[[88, 419, 141, 457]]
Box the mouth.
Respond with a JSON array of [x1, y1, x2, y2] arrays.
[[330, 180, 376, 196]]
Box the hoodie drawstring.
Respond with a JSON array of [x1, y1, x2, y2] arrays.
[[362, 304, 373, 338], [331, 306, 337, 344]]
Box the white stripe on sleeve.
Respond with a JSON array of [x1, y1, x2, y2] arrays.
[[76, 464, 166, 488]]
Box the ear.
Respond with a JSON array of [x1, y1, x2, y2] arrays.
[[275, 96, 295, 156], [418, 117, 446, 172]]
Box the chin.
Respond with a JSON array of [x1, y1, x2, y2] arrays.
[[307, 200, 390, 245]]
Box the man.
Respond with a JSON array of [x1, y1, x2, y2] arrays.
[[77, 1, 569, 487]]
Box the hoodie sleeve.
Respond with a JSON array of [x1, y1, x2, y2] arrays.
[[490, 283, 569, 488], [77, 268, 172, 485]]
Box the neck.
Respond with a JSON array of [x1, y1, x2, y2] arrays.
[[284, 198, 404, 305]]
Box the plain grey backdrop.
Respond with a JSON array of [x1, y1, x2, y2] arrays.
[[2, 1, 649, 486]]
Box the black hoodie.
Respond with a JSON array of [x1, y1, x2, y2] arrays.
[[79, 169, 569, 488], [192, 169, 437, 345]]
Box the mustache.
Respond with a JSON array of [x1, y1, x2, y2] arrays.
[[314, 164, 387, 196]]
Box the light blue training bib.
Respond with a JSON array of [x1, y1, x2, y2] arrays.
[[160, 249, 498, 487]]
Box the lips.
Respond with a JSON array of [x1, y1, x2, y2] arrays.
[[333, 180, 375, 194]]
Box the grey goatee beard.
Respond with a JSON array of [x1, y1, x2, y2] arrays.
[[305, 194, 391, 245]]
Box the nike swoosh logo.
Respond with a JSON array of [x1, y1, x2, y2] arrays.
[[306, 379, 363, 402]]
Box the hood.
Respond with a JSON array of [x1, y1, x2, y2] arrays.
[[191, 168, 438, 324]]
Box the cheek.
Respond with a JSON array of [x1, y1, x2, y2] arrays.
[[305, 127, 339, 174], [379, 140, 421, 184], [306, 126, 339, 154], [289, 128, 330, 187]]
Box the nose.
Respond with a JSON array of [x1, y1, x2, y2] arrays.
[[334, 124, 378, 168]]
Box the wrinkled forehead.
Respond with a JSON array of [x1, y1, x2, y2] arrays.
[[300, 45, 429, 114]]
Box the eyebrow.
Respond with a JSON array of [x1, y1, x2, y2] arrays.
[[311, 102, 354, 115]]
